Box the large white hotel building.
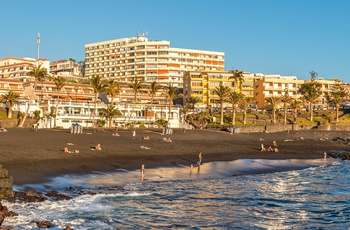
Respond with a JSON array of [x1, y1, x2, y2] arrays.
[[84, 34, 225, 87]]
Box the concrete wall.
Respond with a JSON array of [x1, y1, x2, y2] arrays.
[[237, 124, 350, 133]]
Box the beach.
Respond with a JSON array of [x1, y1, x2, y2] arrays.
[[1, 128, 350, 185]]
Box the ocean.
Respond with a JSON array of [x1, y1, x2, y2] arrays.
[[2, 158, 350, 229]]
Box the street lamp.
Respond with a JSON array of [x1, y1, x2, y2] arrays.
[[74, 86, 79, 103], [284, 87, 289, 125]]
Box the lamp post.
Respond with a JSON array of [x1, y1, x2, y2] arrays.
[[284, 87, 289, 125], [74, 86, 79, 103]]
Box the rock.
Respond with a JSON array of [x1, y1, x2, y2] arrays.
[[33, 220, 53, 228], [25, 189, 38, 197], [45, 190, 71, 201], [0, 167, 13, 200], [63, 226, 74, 230]]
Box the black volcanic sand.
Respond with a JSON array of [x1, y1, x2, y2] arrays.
[[1, 128, 349, 185]]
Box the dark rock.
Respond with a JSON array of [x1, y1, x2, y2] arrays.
[[45, 190, 71, 201], [63, 226, 74, 230], [32, 220, 53, 228], [25, 189, 38, 197]]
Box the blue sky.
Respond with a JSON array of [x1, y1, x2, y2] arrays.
[[2, 0, 349, 82]]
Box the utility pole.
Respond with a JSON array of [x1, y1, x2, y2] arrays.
[[37, 33, 40, 63]]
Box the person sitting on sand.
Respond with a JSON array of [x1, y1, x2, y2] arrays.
[[260, 143, 266, 152], [274, 147, 279, 153], [95, 144, 101, 151], [167, 138, 172, 143], [273, 140, 277, 147], [64, 147, 69, 153], [268, 146, 274, 152]]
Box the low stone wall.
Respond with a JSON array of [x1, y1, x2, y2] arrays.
[[237, 124, 350, 133], [0, 165, 13, 200], [0, 118, 36, 128]]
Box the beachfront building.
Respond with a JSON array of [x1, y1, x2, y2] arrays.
[[253, 74, 339, 109], [183, 70, 235, 111], [0, 57, 50, 81], [50, 59, 83, 78], [84, 34, 225, 88]]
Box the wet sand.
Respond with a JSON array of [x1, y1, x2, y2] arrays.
[[1, 128, 349, 185]]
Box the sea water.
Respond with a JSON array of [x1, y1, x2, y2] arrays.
[[2, 159, 350, 229]]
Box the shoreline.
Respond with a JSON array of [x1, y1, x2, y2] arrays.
[[1, 128, 350, 185]]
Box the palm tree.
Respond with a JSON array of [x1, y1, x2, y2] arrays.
[[229, 69, 245, 91], [227, 91, 244, 125], [53, 76, 66, 127], [298, 71, 322, 121], [18, 64, 48, 127], [326, 84, 348, 122], [265, 96, 281, 124], [280, 92, 293, 125], [180, 105, 191, 123], [89, 75, 106, 126], [240, 97, 254, 125], [148, 81, 162, 107], [164, 85, 183, 123], [289, 99, 303, 121], [187, 96, 202, 110], [128, 79, 145, 104], [105, 79, 121, 105], [213, 85, 231, 125], [0, 90, 20, 118], [101, 105, 122, 128]]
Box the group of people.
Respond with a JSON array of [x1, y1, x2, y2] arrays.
[[260, 140, 279, 152]]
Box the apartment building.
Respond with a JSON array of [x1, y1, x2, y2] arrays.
[[50, 60, 83, 78], [84, 34, 224, 88], [254, 74, 339, 109], [0, 57, 50, 81], [183, 70, 235, 110]]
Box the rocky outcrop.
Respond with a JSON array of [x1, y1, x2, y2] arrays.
[[0, 166, 13, 200]]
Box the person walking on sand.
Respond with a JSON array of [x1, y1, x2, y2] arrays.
[[132, 129, 136, 139], [141, 164, 145, 181], [198, 152, 203, 165]]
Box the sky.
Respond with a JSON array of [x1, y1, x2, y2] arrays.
[[1, 0, 350, 82]]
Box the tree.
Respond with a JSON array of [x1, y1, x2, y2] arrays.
[[180, 105, 191, 123], [289, 99, 303, 121], [89, 75, 107, 126], [148, 81, 163, 107], [240, 97, 254, 125], [229, 69, 245, 91], [101, 105, 122, 128], [298, 71, 322, 121], [213, 85, 231, 125], [53, 76, 66, 127], [164, 85, 183, 123], [105, 79, 121, 105], [18, 64, 48, 127], [128, 79, 145, 104], [187, 96, 202, 110], [265, 96, 281, 124], [227, 91, 244, 125], [326, 84, 348, 122], [280, 92, 293, 125], [0, 90, 20, 118]]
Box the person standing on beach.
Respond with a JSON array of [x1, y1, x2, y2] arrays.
[[141, 164, 145, 181], [198, 152, 202, 165], [324, 151, 327, 162], [132, 129, 136, 139]]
